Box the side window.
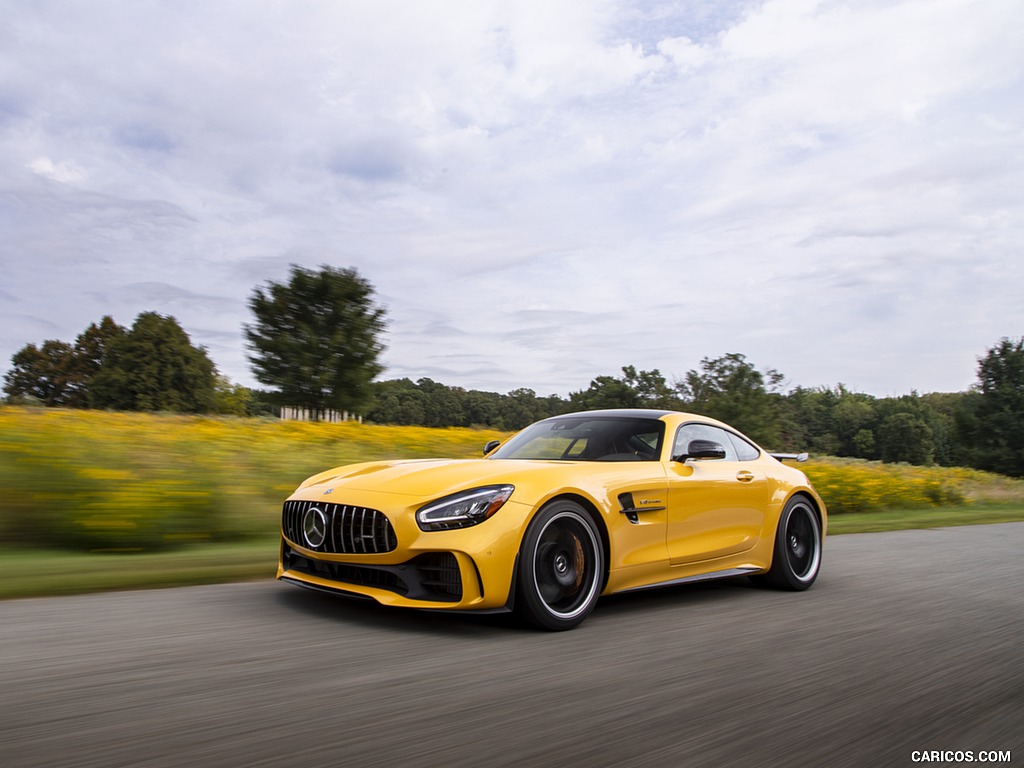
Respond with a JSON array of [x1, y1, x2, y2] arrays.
[[726, 432, 761, 461], [672, 424, 738, 461]]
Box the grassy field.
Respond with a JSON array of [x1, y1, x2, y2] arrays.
[[0, 540, 277, 600], [1, 406, 1022, 599]]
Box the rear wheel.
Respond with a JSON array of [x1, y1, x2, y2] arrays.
[[516, 500, 604, 631], [760, 496, 822, 590]]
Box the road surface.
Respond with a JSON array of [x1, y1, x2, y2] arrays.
[[1, 524, 1021, 767]]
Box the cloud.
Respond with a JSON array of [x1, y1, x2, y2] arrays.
[[93, 282, 237, 313], [1, 0, 1022, 399], [28, 157, 86, 184]]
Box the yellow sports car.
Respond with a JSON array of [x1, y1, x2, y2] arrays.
[[277, 409, 826, 630]]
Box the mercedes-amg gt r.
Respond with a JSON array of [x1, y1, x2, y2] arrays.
[[277, 409, 826, 630]]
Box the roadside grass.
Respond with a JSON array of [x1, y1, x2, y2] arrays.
[[824, 503, 1024, 534], [0, 539, 279, 600]]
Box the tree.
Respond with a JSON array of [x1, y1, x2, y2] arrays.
[[877, 412, 934, 464], [3, 316, 127, 407], [621, 365, 680, 409], [831, 387, 878, 459], [500, 387, 549, 430], [920, 391, 969, 467], [212, 375, 255, 416], [366, 379, 566, 429], [245, 265, 387, 419], [569, 366, 677, 412], [3, 340, 77, 405], [66, 316, 127, 407], [780, 386, 841, 455], [569, 374, 639, 411], [90, 312, 217, 412], [676, 353, 786, 446], [968, 337, 1024, 476]]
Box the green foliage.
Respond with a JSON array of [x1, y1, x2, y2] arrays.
[[966, 336, 1024, 476], [90, 313, 217, 413], [569, 366, 679, 411], [212, 376, 255, 416], [245, 264, 387, 418], [877, 412, 934, 465], [365, 357, 990, 475], [676, 353, 785, 446], [831, 389, 877, 456], [570, 373, 641, 410], [3, 339, 77, 406], [367, 378, 567, 430], [780, 385, 970, 467], [2, 316, 126, 407], [2, 314, 226, 415], [70, 316, 127, 404]]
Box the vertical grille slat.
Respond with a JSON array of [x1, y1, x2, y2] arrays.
[[282, 501, 397, 554]]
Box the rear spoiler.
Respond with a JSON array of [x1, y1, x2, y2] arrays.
[[770, 452, 809, 463]]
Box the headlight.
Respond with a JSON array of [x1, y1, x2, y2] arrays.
[[416, 485, 514, 531]]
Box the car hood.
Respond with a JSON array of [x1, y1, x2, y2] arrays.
[[294, 458, 612, 504]]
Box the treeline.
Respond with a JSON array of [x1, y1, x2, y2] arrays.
[[5, 319, 1023, 477], [364, 361, 948, 457], [365, 347, 1024, 479]]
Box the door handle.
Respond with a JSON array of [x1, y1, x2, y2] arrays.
[[736, 470, 755, 483]]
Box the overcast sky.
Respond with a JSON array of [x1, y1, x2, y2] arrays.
[[2, 0, 1021, 399]]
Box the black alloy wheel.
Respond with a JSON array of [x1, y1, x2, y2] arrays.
[[517, 500, 604, 631], [760, 496, 822, 590]]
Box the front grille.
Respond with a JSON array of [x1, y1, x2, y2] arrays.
[[284, 551, 402, 593], [283, 500, 398, 554]]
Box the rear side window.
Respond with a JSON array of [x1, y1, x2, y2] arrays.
[[726, 432, 760, 461]]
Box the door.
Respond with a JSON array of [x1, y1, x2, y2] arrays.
[[665, 423, 769, 565]]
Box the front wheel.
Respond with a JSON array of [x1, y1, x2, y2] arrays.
[[759, 496, 822, 590], [516, 500, 604, 631]]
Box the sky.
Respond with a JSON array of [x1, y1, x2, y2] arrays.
[[1, 0, 1022, 399]]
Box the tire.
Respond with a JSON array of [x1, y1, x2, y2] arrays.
[[760, 496, 822, 590], [516, 500, 604, 631]]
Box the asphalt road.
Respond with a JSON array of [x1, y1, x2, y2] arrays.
[[1, 524, 1021, 768]]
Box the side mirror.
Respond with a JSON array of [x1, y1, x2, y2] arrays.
[[673, 439, 727, 462], [483, 440, 501, 456]]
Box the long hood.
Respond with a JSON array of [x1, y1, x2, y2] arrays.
[[296, 458, 567, 502]]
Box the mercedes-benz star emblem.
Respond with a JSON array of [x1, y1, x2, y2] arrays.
[[302, 507, 328, 548]]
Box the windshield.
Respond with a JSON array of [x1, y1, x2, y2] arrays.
[[490, 416, 665, 461]]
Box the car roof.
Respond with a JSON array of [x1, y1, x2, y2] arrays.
[[543, 409, 736, 430], [545, 408, 677, 420]]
